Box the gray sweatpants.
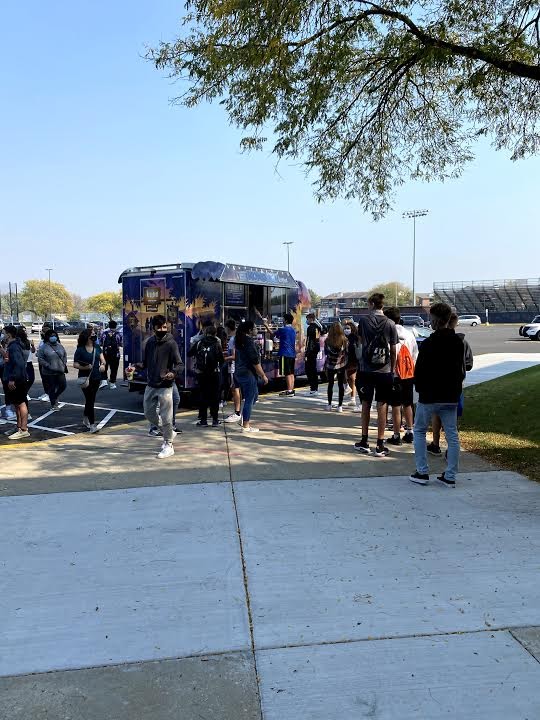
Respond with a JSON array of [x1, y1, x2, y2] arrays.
[[144, 386, 174, 443]]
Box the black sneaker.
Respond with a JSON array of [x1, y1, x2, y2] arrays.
[[212, 420, 221, 428], [403, 432, 414, 444], [196, 420, 208, 427], [279, 390, 295, 397], [354, 440, 370, 454], [437, 472, 455, 488], [387, 435, 402, 446], [172, 425, 182, 434], [409, 471, 429, 486], [374, 444, 390, 457], [427, 442, 442, 456], [148, 427, 163, 437]]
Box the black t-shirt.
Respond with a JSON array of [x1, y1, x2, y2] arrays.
[[305, 323, 320, 355]]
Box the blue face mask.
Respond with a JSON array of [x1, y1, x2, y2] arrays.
[[49, 336, 58, 344]]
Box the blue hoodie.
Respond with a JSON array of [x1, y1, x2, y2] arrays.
[[3, 339, 28, 383]]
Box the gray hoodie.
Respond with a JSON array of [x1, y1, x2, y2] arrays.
[[38, 342, 67, 375]]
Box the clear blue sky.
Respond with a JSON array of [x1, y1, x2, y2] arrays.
[[1, 1, 539, 299]]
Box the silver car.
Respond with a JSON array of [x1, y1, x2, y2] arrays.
[[457, 314, 482, 327]]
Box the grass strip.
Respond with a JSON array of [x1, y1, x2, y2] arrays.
[[461, 365, 540, 481]]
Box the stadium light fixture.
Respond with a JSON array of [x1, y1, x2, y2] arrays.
[[283, 241, 294, 273], [402, 210, 429, 306]]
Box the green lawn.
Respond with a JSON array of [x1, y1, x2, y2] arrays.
[[461, 365, 540, 481]]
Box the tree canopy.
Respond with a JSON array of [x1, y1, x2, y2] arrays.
[[86, 291, 122, 320], [149, 0, 540, 216], [19, 280, 74, 320], [308, 287, 322, 307], [368, 280, 413, 305]]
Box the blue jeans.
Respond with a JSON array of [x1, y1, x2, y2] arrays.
[[414, 403, 460, 480], [236, 372, 258, 423]]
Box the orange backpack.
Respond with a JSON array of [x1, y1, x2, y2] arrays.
[[396, 344, 415, 379]]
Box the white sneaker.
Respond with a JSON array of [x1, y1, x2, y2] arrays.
[[82, 416, 91, 429], [158, 443, 175, 459], [8, 429, 30, 440], [242, 426, 260, 433], [27, 414, 33, 421], [99, 380, 108, 389], [109, 383, 117, 390], [325, 404, 332, 411], [309, 390, 319, 396], [353, 405, 362, 413], [337, 405, 343, 413], [219, 401, 225, 409], [89, 423, 100, 433], [224, 413, 242, 423], [39, 394, 50, 402]]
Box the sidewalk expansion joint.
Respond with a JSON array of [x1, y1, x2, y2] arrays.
[[223, 417, 264, 720], [510, 628, 540, 664], [254, 623, 540, 654]]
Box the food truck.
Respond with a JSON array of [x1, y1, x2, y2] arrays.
[[118, 261, 321, 391]]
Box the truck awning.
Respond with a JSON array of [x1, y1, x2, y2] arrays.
[[192, 261, 298, 289]]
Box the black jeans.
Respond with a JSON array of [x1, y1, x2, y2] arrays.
[[25, 362, 35, 410], [198, 373, 221, 423], [305, 353, 319, 391], [327, 368, 345, 406], [82, 378, 101, 424], [104, 355, 120, 383], [43, 373, 67, 406]]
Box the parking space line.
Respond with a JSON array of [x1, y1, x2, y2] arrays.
[[96, 409, 117, 431], [28, 404, 66, 428], [29, 424, 73, 436], [27, 396, 145, 416]]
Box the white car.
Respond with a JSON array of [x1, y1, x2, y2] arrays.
[[457, 314, 482, 327], [519, 315, 540, 341], [31, 321, 44, 334]]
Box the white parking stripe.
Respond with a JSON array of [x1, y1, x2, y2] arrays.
[[28, 424, 73, 436], [96, 409, 117, 431], [27, 404, 65, 427]]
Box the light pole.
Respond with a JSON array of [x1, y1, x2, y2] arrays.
[[283, 241, 294, 273], [402, 210, 428, 306], [46, 268, 53, 328]]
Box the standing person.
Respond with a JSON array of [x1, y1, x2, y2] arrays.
[[37, 328, 68, 411], [383, 307, 418, 445], [100, 320, 122, 389], [343, 321, 361, 412], [305, 313, 322, 395], [73, 328, 106, 434], [1, 325, 30, 439], [188, 323, 224, 427], [234, 320, 268, 433], [36, 323, 51, 402], [0, 329, 17, 422], [224, 319, 242, 424], [258, 311, 297, 397], [216, 323, 229, 408], [354, 293, 398, 457], [428, 311, 474, 456], [139, 315, 182, 458], [324, 322, 348, 412], [409, 303, 466, 487], [16, 326, 36, 419]]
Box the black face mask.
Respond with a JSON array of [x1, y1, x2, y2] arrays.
[[155, 330, 167, 340]]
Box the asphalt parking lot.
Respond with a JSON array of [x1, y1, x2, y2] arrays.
[[1, 325, 537, 444]]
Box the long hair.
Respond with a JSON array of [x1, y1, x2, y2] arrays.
[[16, 325, 30, 350], [235, 320, 254, 349], [77, 328, 93, 347], [342, 320, 358, 340], [326, 322, 347, 350]]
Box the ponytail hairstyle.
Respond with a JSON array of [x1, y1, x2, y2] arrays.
[[235, 320, 255, 349]]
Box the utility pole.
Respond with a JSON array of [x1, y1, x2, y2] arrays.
[[402, 210, 428, 307], [46, 268, 53, 328], [283, 242, 294, 273], [15, 283, 19, 321], [9, 282, 13, 322]]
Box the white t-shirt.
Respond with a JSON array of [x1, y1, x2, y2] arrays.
[[227, 336, 236, 374], [396, 325, 419, 363]]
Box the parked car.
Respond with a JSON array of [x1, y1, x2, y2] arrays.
[[519, 315, 540, 341], [31, 321, 44, 334], [457, 314, 481, 327], [63, 321, 87, 335], [414, 326, 432, 346], [402, 315, 425, 327]]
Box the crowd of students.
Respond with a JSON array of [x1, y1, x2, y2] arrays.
[[2, 298, 473, 485]]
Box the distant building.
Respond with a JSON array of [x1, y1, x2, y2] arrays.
[[320, 291, 369, 312]]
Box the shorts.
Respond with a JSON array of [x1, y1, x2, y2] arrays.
[[279, 356, 295, 376], [5, 381, 27, 406], [356, 371, 393, 405], [390, 378, 414, 408], [230, 372, 240, 389]]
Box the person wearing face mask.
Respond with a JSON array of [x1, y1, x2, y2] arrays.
[[343, 321, 361, 412], [37, 328, 68, 411], [73, 328, 106, 433], [138, 315, 182, 459]]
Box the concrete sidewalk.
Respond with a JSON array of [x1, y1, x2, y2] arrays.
[[2, 387, 540, 719]]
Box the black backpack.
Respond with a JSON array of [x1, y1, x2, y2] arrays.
[[363, 328, 390, 369], [196, 337, 220, 374], [103, 330, 119, 357]]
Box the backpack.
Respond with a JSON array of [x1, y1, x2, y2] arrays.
[[363, 328, 390, 369], [396, 343, 415, 379], [103, 331, 119, 357], [196, 337, 220, 374]]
